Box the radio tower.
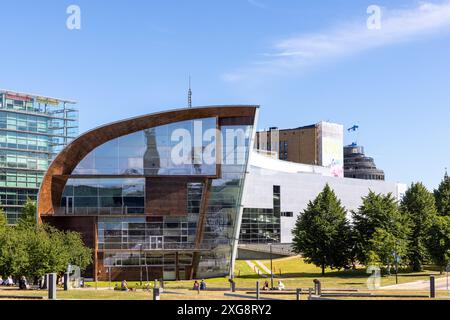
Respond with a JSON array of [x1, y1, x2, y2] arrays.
[[188, 76, 192, 108]]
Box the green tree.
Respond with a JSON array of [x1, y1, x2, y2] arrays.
[[0, 207, 7, 231], [352, 191, 409, 265], [367, 228, 408, 274], [0, 227, 29, 278], [426, 216, 450, 274], [0, 204, 92, 282], [434, 171, 450, 216], [17, 198, 37, 229], [401, 182, 437, 272], [292, 184, 353, 275]]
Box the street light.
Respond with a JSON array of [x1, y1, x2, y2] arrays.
[[268, 243, 274, 290], [138, 243, 143, 286], [227, 236, 241, 281]]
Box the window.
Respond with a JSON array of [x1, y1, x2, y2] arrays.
[[281, 212, 294, 217]]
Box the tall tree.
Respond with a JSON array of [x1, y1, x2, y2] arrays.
[[434, 171, 450, 216], [63, 230, 93, 271], [17, 198, 37, 229], [0, 207, 7, 231], [367, 228, 408, 274], [292, 184, 353, 275], [426, 216, 450, 274], [401, 182, 437, 272], [352, 191, 409, 265]]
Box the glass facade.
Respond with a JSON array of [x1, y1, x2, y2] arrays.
[[197, 124, 252, 277], [240, 186, 282, 244], [0, 91, 78, 224], [55, 115, 254, 279], [60, 178, 146, 215], [73, 118, 217, 176]]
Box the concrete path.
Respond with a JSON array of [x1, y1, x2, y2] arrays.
[[245, 260, 268, 278], [382, 276, 449, 291], [255, 260, 277, 277]]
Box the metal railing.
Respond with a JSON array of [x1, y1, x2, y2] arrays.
[[54, 207, 145, 216]]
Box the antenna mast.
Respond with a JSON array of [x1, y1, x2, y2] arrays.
[[188, 76, 192, 108]]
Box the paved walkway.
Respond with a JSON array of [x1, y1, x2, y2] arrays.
[[255, 260, 277, 277], [245, 260, 268, 278], [382, 276, 449, 291]]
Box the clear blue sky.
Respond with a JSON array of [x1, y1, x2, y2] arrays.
[[0, 0, 449, 190]]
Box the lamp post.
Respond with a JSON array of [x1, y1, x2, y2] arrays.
[[227, 236, 240, 281], [268, 243, 274, 290], [138, 244, 143, 286]]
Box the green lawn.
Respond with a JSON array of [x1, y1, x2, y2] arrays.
[[82, 256, 445, 291], [1, 287, 449, 301], [1, 256, 448, 300], [256, 256, 444, 289]]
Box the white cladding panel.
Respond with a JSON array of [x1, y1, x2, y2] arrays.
[[242, 161, 405, 244]]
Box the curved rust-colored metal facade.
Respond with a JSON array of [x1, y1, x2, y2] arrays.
[[37, 105, 258, 281], [38, 105, 258, 218]]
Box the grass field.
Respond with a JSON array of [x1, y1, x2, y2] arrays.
[[1, 256, 448, 300], [1, 287, 449, 300], [81, 256, 445, 290]]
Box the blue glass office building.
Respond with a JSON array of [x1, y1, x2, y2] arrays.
[[0, 90, 78, 224]]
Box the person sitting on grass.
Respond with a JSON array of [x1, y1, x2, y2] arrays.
[[277, 280, 285, 291], [0, 276, 3, 286], [193, 280, 199, 291], [200, 279, 207, 291], [121, 280, 129, 292], [263, 281, 270, 291], [5, 276, 14, 287]]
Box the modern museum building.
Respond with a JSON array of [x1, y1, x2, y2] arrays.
[[37, 105, 405, 281]]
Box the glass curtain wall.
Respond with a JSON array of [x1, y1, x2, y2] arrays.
[[73, 118, 217, 176], [196, 124, 253, 278], [239, 186, 282, 244], [58, 117, 253, 279], [0, 92, 78, 223]]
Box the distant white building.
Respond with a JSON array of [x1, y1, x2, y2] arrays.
[[240, 151, 406, 244]]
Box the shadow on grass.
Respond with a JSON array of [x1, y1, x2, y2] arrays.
[[237, 270, 369, 280], [236, 268, 440, 281]]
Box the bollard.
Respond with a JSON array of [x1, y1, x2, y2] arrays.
[[313, 279, 322, 296], [45, 274, 49, 290], [430, 275, 436, 298], [48, 273, 57, 300], [63, 273, 69, 291], [296, 288, 302, 301], [153, 287, 160, 300], [256, 281, 260, 300], [229, 279, 236, 293], [308, 288, 312, 300]]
